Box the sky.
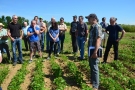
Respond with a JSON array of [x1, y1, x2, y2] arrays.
[[0, 0, 135, 24]]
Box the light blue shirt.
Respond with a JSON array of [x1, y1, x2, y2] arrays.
[[0, 29, 8, 44], [22, 26, 29, 36]]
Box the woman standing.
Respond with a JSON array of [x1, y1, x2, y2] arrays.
[[47, 22, 59, 60]]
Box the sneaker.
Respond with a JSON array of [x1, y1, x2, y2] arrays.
[[47, 57, 50, 60], [57, 53, 60, 56], [42, 59, 45, 62], [29, 60, 33, 64], [20, 61, 23, 64], [13, 62, 17, 66]]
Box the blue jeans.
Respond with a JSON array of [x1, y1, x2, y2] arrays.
[[46, 32, 50, 51], [58, 34, 65, 53], [40, 33, 45, 51], [77, 37, 85, 59], [89, 58, 99, 89], [11, 38, 23, 62]]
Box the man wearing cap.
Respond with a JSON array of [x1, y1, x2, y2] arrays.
[[103, 17, 125, 63], [70, 15, 78, 57], [100, 17, 109, 48], [86, 14, 102, 90], [58, 17, 67, 54], [76, 16, 88, 60], [38, 17, 46, 51], [22, 22, 29, 51], [46, 17, 55, 52], [7, 15, 23, 66], [0, 23, 11, 61]]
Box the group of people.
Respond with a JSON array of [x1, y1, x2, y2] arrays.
[[0, 13, 125, 90]]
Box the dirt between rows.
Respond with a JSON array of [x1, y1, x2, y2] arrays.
[[0, 49, 115, 90]]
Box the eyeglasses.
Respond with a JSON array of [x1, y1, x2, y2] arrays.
[[14, 18, 18, 19]]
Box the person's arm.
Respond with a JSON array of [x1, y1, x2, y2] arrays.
[[55, 30, 59, 39], [116, 25, 125, 42], [49, 30, 54, 40], [64, 24, 67, 31], [70, 23, 72, 35], [7, 29, 15, 41], [91, 26, 102, 58], [34, 26, 40, 34], [27, 28, 34, 36], [40, 23, 46, 33]]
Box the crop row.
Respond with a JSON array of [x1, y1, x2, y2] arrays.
[[29, 59, 45, 90], [0, 65, 9, 86], [50, 57, 67, 90], [8, 62, 28, 90]]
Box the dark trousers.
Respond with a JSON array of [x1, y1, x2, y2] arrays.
[[103, 40, 118, 62], [0, 43, 11, 60], [49, 41, 58, 57], [58, 34, 65, 53], [71, 32, 78, 53], [23, 36, 29, 51]]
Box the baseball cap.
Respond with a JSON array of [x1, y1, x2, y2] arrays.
[[73, 15, 77, 18], [85, 13, 98, 20], [60, 17, 64, 20]]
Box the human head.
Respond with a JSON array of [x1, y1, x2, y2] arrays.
[[79, 16, 84, 22], [0, 23, 4, 30], [51, 17, 55, 23], [23, 22, 28, 27], [12, 15, 18, 24], [34, 16, 38, 20], [60, 17, 64, 23], [85, 13, 98, 25], [39, 17, 43, 22], [51, 22, 58, 30], [31, 20, 36, 27], [102, 17, 106, 22], [73, 15, 77, 22], [110, 17, 117, 25]]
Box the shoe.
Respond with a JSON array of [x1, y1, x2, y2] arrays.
[[57, 53, 60, 56], [47, 57, 50, 60], [13, 62, 17, 66], [20, 61, 23, 64], [29, 60, 33, 64]]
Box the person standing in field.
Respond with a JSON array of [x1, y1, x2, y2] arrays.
[[100, 17, 109, 48], [22, 22, 29, 51], [38, 17, 46, 52], [27, 20, 42, 63], [7, 15, 23, 66], [86, 14, 102, 90], [102, 17, 125, 63], [0, 23, 11, 61], [46, 17, 55, 53], [76, 16, 88, 60], [47, 22, 59, 60], [57, 17, 67, 54], [70, 15, 78, 57]]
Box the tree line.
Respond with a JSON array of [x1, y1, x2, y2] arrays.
[[0, 15, 72, 28]]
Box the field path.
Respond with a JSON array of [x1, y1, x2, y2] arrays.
[[43, 60, 53, 90], [20, 62, 35, 90], [1, 64, 22, 90]]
